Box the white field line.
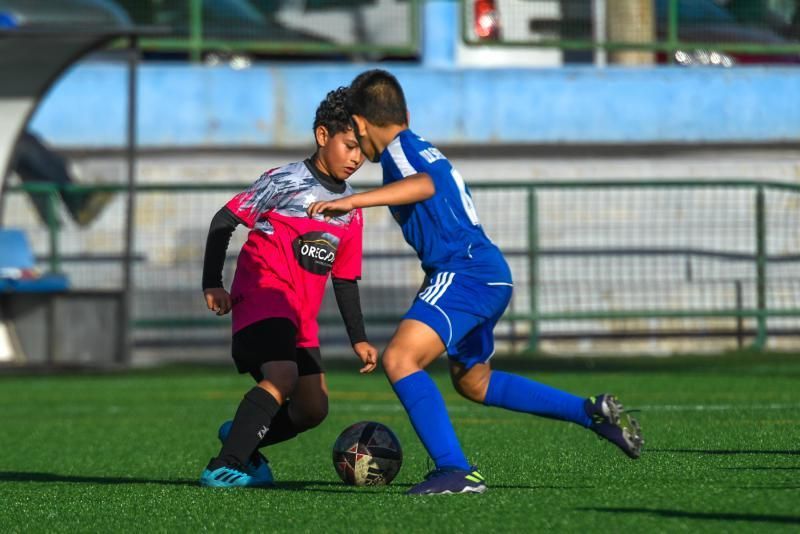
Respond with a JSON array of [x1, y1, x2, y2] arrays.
[[636, 403, 800, 412]]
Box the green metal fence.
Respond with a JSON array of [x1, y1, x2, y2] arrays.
[[462, 0, 800, 64], [105, 1, 800, 64], [5, 179, 800, 354]]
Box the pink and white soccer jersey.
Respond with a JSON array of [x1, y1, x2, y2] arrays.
[[226, 160, 363, 347]]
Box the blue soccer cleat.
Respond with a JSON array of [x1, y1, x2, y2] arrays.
[[218, 420, 274, 486], [585, 394, 643, 459], [406, 466, 487, 495], [199, 464, 261, 488]]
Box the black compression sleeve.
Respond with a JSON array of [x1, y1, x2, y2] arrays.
[[332, 277, 368, 345], [202, 206, 242, 290]]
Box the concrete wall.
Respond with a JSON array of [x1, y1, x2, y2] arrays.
[[30, 63, 800, 148]]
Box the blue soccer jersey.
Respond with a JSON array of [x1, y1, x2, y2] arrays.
[[380, 129, 511, 283]]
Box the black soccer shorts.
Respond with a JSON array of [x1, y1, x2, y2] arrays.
[[231, 318, 324, 380]]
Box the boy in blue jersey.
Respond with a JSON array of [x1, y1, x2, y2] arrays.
[[308, 70, 643, 495]]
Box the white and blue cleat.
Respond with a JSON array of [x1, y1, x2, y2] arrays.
[[198, 421, 274, 488], [200, 465, 263, 488]]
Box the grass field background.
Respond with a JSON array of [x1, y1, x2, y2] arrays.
[[1, 353, 799, 532]]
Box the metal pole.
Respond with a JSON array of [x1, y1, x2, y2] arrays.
[[735, 280, 743, 349], [592, 0, 607, 68], [667, 0, 679, 64], [190, 0, 203, 62], [45, 189, 61, 273], [527, 187, 540, 352], [753, 186, 767, 350], [119, 36, 139, 366]]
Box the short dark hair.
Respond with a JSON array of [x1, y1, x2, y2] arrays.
[[313, 87, 353, 138], [347, 69, 407, 127]]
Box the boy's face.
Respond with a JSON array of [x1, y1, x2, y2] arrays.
[[316, 126, 364, 181], [351, 115, 381, 163]]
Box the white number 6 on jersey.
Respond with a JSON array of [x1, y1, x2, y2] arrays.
[[451, 168, 480, 226]]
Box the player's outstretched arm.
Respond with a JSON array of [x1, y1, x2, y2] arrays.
[[332, 277, 377, 373], [307, 173, 434, 219], [202, 206, 241, 315]]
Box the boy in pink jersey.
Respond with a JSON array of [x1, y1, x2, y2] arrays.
[[199, 88, 378, 487]]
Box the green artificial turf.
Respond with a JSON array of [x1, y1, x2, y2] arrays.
[[1, 353, 799, 533]]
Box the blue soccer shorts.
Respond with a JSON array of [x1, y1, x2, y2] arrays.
[[403, 271, 513, 369]]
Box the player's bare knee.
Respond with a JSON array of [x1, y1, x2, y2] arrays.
[[304, 403, 329, 429], [258, 362, 299, 402], [381, 349, 400, 378], [453, 372, 490, 403], [292, 398, 328, 430], [382, 348, 415, 382]]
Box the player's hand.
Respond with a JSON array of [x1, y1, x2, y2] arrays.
[[307, 197, 355, 221], [204, 287, 232, 316], [353, 341, 378, 374]]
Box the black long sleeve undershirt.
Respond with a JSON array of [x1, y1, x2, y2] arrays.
[[332, 277, 368, 345], [202, 206, 242, 290], [201, 205, 368, 345]]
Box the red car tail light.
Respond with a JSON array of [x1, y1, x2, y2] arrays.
[[474, 0, 501, 40]]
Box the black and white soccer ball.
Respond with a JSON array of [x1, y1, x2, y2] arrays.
[[332, 421, 402, 486]]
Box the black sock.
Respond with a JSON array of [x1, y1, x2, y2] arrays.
[[258, 402, 299, 448], [209, 387, 280, 470]]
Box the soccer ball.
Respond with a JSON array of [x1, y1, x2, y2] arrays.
[[332, 421, 403, 486]]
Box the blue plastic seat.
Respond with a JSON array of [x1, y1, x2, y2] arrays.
[[0, 229, 68, 293]]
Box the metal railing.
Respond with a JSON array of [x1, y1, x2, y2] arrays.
[[6, 179, 800, 353], [107, 1, 800, 65]]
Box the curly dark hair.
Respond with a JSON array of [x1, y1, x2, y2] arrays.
[[313, 87, 354, 140]]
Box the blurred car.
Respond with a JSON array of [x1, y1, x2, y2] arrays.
[[0, 0, 130, 28], [462, 0, 800, 66], [115, 0, 327, 42], [653, 0, 800, 65], [113, 0, 413, 62]]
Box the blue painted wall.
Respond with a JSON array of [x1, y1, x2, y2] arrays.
[[30, 63, 800, 147]]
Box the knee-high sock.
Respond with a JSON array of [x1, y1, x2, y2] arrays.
[[211, 387, 280, 469], [483, 371, 592, 427], [257, 402, 299, 448], [392, 370, 470, 471]]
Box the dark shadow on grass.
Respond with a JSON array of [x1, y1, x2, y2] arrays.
[[729, 485, 800, 490], [721, 466, 800, 471], [270, 480, 411, 494], [578, 507, 800, 525], [0, 471, 196, 487], [492, 484, 595, 490], [0, 472, 405, 493], [648, 448, 800, 456], [272, 481, 587, 492]]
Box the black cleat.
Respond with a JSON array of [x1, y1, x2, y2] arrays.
[[585, 394, 643, 459]]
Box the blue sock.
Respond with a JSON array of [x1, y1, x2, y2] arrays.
[[484, 371, 592, 427], [392, 370, 470, 471]]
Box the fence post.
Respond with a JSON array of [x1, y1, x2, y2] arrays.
[[667, 0, 679, 64], [189, 0, 203, 62], [119, 36, 139, 367], [592, 0, 607, 67], [753, 186, 767, 350], [45, 188, 61, 274], [735, 280, 743, 349], [527, 187, 540, 352]]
